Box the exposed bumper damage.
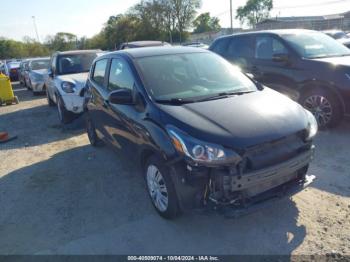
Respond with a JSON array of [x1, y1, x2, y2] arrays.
[[173, 146, 315, 217], [219, 173, 315, 218]]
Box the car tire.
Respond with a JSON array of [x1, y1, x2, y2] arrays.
[[144, 155, 181, 219], [85, 113, 103, 147], [57, 95, 74, 124], [299, 88, 343, 129], [46, 89, 55, 106]]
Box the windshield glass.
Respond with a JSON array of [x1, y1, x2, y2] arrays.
[[58, 53, 97, 75], [31, 59, 49, 70], [282, 32, 350, 59], [136, 52, 256, 101]]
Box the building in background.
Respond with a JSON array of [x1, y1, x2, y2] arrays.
[[256, 11, 350, 31]]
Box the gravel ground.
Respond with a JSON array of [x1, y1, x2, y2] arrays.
[[0, 83, 349, 255]]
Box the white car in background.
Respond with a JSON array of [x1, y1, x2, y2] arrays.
[[25, 57, 50, 95], [46, 50, 101, 124]]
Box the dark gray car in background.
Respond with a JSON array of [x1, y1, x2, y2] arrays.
[[209, 29, 350, 129]]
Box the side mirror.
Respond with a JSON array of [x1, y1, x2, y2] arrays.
[[108, 88, 134, 105], [48, 70, 54, 78], [272, 53, 289, 63]]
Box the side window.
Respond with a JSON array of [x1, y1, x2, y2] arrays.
[[255, 36, 288, 60], [108, 58, 135, 91], [211, 38, 230, 56], [227, 36, 255, 59], [92, 59, 108, 86]]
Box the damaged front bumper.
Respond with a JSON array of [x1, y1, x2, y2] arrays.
[[217, 173, 315, 218], [173, 147, 315, 216]]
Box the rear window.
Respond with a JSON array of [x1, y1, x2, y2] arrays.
[[31, 60, 50, 70], [57, 53, 97, 75]]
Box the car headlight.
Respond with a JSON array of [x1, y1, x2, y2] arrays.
[[61, 81, 76, 93], [305, 109, 318, 140], [166, 125, 241, 166]]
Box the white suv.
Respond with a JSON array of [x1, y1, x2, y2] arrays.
[[46, 50, 101, 124]]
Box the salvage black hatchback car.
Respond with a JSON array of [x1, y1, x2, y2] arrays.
[[209, 29, 350, 129], [85, 47, 317, 219]]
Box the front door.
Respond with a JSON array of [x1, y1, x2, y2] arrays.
[[103, 57, 141, 156], [252, 35, 299, 100]]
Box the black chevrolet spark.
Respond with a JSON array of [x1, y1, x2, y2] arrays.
[[210, 29, 350, 129], [85, 47, 317, 219]]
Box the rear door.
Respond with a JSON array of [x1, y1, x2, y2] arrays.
[[224, 35, 256, 73]]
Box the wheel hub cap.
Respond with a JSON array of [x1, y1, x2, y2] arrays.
[[146, 165, 168, 212], [304, 95, 332, 127]]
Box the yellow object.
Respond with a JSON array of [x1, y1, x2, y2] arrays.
[[0, 73, 19, 105]]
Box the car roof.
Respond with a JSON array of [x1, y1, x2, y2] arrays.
[[122, 41, 170, 48], [55, 49, 101, 55], [323, 30, 343, 34], [215, 29, 320, 41], [103, 46, 208, 59], [28, 57, 50, 61]]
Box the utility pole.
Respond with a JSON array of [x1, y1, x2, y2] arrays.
[[230, 0, 233, 33], [32, 16, 40, 43]]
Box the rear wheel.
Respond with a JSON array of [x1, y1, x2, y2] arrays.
[[57, 95, 74, 124], [144, 155, 180, 219], [300, 88, 343, 129]]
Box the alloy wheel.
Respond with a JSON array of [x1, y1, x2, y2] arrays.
[[146, 165, 169, 212], [303, 95, 332, 127]]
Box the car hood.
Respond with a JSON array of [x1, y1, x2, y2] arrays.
[[313, 55, 350, 66], [32, 69, 48, 75], [58, 72, 89, 90], [158, 88, 308, 150]]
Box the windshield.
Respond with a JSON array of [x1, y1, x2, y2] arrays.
[[58, 53, 97, 75], [136, 52, 256, 101], [31, 59, 49, 70], [282, 32, 350, 59]]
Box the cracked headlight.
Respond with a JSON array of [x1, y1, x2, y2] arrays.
[[167, 125, 241, 166], [61, 81, 76, 93], [305, 109, 318, 140]]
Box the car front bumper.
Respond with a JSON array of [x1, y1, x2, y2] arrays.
[[31, 81, 45, 92], [219, 173, 315, 218], [61, 94, 84, 114], [174, 146, 315, 214]]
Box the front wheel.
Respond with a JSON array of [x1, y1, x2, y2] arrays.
[[86, 113, 103, 147], [144, 155, 180, 219], [57, 95, 74, 124], [46, 88, 55, 106], [300, 88, 343, 129]]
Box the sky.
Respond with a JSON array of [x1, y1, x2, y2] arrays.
[[0, 0, 349, 42]]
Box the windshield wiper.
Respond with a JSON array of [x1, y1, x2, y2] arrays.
[[196, 90, 255, 102], [155, 98, 195, 105]]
